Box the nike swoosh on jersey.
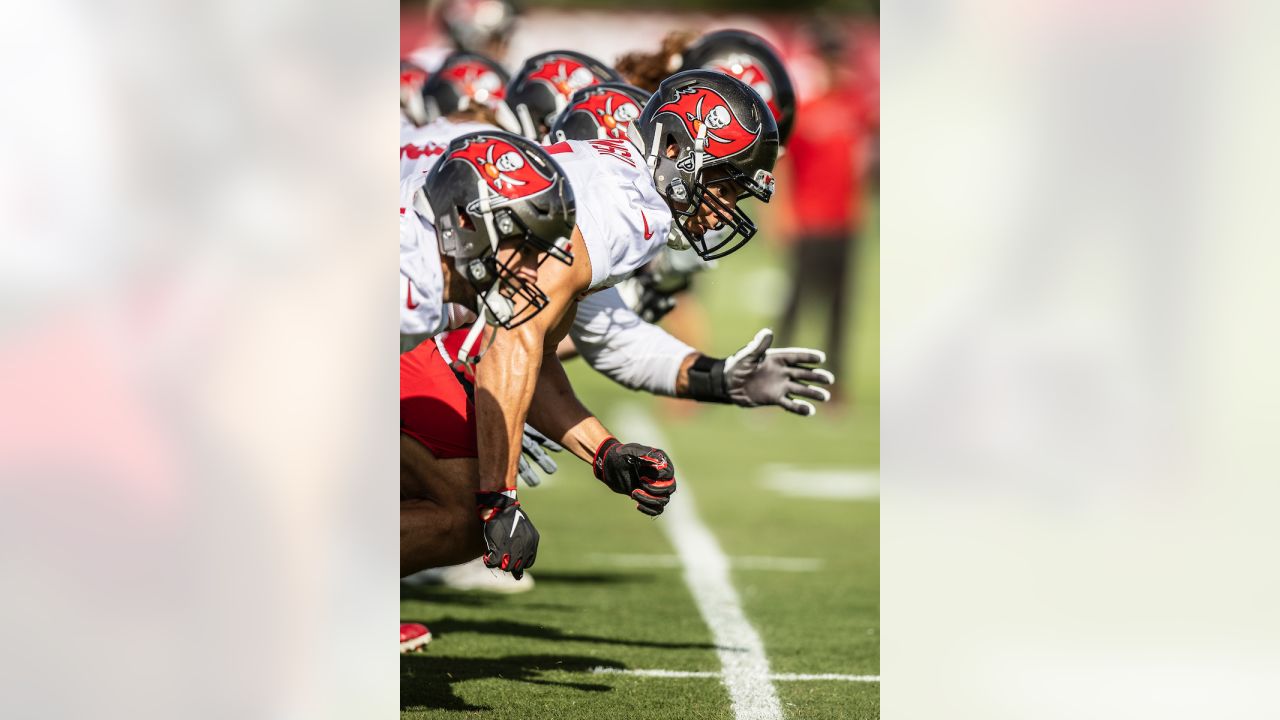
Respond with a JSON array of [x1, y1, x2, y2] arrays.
[[641, 211, 654, 240], [406, 284, 419, 310]]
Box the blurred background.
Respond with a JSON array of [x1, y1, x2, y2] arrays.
[[10, 0, 1279, 717], [399, 1, 880, 717]]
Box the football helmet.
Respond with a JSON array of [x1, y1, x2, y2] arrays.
[[422, 131, 575, 329], [549, 82, 651, 142], [506, 50, 622, 140], [680, 29, 796, 146], [438, 0, 520, 54], [419, 51, 519, 131], [631, 69, 779, 260], [401, 60, 429, 126]]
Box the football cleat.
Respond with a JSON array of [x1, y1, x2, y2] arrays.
[[400, 622, 432, 653]]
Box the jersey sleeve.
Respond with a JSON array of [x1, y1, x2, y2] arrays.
[[569, 287, 695, 397], [400, 189, 447, 336], [557, 140, 672, 291]]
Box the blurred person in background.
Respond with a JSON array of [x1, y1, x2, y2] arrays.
[[407, 0, 519, 72], [401, 0, 520, 127], [776, 21, 878, 404], [612, 29, 800, 416]]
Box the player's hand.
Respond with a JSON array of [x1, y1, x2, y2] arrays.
[[476, 490, 539, 579], [592, 437, 677, 516], [724, 328, 835, 416], [517, 424, 561, 487]]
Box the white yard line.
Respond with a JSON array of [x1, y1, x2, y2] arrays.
[[590, 667, 881, 683], [587, 553, 824, 573], [613, 407, 784, 720], [759, 465, 880, 500]]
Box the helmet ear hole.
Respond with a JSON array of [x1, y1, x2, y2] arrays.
[[456, 205, 476, 231]]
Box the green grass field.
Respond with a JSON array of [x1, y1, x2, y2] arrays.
[[402, 201, 879, 719]]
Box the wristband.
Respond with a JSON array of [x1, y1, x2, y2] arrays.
[[686, 354, 730, 403], [592, 437, 621, 480], [475, 489, 518, 522]]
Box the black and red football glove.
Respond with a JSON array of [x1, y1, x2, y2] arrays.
[[476, 490, 539, 580], [592, 437, 677, 516]]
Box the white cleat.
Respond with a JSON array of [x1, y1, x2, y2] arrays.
[[402, 557, 536, 594]]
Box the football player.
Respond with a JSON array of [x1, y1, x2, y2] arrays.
[[547, 78, 832, 420], [610, 28, 798, 321], [505, 50, 622, 142], [402, 52, 518, 187], [400, 130, 576, 580]]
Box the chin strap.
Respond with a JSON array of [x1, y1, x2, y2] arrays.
[[439, 313, 499, 375], [692, 123, 707, 179], [473, 179, 514, 328]]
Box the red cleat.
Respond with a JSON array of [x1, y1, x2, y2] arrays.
[[400, 623, 432, 653]]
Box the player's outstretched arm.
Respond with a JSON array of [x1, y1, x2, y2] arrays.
[[677, 328, 836, 417], [570, 290, 835, 416]]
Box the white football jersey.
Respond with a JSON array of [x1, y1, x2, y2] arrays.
[[545, 139, 672, 291], [399, 173, 447, 336], [399, 119, 494, 336], [400, 118, 496, 182]]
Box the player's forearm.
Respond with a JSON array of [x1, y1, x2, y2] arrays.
[[571, 288, 694, 396], [673, 350, 733, 404], [526, 354, 610, 464], [673, 351, 698, 397], [473, 324, 545, 492]]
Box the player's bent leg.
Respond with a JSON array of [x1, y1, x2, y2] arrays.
[[400, 433, 486, 577]]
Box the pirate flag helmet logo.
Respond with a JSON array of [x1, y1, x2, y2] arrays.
[[528, 55, 599, 101], [450, 135, 554, 200], [714, 54, 775, 115], [424, 131, 576, 330], [653, 85, 761, 161], [550, 82, 651, 142], [439, 59, 506, 104]]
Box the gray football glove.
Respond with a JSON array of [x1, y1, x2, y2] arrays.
[[687, 329, 835, 416], [517, 424, 561, 487]]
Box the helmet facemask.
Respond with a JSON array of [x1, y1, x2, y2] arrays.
[[438, 179, 572, 330]]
